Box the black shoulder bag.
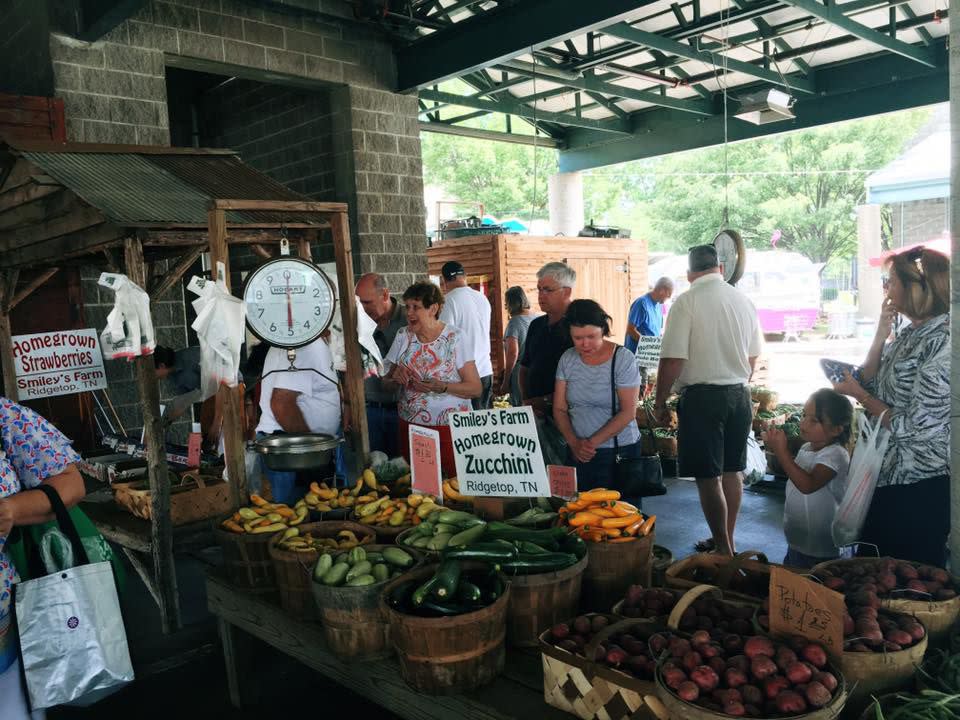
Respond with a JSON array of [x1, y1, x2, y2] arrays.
[[611, 346, 667, 498]]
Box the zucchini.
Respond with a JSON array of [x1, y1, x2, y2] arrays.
[[515, 541, 549, 555], [446, 523, 487, 547], [442, 543, 518, 563], [500, 552, 578, 575], [560, 534, 588, 560], [435, 510, 484, 527], [411, 536, 431, 548], [432, 559, 462, 599], [485, 523, 567, 543], [418, 599, 472, 617], [382, 547, 414, 568], [482, 571, 505, 604], [412, 576, 439, 606], [426, 533, 453, 551], [387, 580, 417, 612], [457, 579, 483, 604]]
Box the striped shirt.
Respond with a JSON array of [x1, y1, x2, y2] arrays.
[[863, 313, 949, 487]]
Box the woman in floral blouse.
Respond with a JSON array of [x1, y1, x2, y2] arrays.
[[833, 247, 950, 566], [0, 397, 86, 718], [385, 281, 481, 476]]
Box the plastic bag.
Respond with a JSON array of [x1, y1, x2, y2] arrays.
[[187, 264, 246, 401], [743, 434, 767, 487], [98, 273, 155, 360], [832, 411, 890, 547]]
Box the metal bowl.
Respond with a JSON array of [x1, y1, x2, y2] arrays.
[[253, 433, 342, 471]]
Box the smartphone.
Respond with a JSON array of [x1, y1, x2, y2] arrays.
[[820, 358, 861, 384]]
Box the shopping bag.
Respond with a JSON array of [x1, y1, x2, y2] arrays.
[[831, 411, 889, 547], [98, 272, 155, 359], [14, 485, 134, 709]]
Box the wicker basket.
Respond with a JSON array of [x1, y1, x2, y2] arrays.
[[115, 470, 231, 525], [665, 550, 775, 603]]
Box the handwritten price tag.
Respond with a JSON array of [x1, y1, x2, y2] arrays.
[[547, 465, 577, 500], [769, 567, 845, 657], [409, 425, 442, 498]]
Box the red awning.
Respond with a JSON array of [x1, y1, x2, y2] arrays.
[[868, 235, 951, 267]]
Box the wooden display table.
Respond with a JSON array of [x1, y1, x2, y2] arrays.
[[206, 571, 569, 719]]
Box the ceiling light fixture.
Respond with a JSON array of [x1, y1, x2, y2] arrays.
[[733, 88, 795, 124]]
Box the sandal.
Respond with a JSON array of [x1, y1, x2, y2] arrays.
[[694, 538, 716, 553]]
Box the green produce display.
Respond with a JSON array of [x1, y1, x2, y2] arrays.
[[386, 560, 505, 618], [313, 545, 415, 588]]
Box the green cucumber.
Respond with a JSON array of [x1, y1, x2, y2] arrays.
[[387, 580, 416, 612], [432, 559, 461, 599], [346, 574, 376, 587], [348, 546, 367, 564], [426, 533, 453, 551], [411, 576, 438, 606], [447, 523, 487, 547], [418, 599, 471, 617], [435, 511, 484, 527], [485, 523, 567, 543], [515, 541, 550, 555], [411, 536, 431, 548], [457, 579, 483, 604], [372, 563, 390, 582], [313, 553, 333, 581], [442, 543, 518, 563], [364, 551, 383, 563], [382, 547, 414, 568], [500, 552, 577, 575], [321, 562, 350, 586], [560, 534, 588, 560], [346, 560, 372, 581]]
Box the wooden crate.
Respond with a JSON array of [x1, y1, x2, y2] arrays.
[[114, 470, 231, 526], [427, 235, 649, 385]]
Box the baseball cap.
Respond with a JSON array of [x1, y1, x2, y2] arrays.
[[441, 261, 465, 280]]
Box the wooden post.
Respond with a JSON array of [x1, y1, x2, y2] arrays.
[[949, 14, 960, 567], [297, 231, 313, 261], [123, 236, 180, 634], [208, 208, 246, 507], [330, 211, 369, 460], [0, 269, 20, 400]]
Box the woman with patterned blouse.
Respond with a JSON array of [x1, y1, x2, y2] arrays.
[[833, 247, 950, 566], [0, 398, 86, 718], [384, 281, 481, 477]]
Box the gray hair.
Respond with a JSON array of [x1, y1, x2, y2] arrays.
[[654, 276, 674, 290], [537, 261, 576, 288], [688, 245, 719, 272], [505, 286, 531, 315], [370, 273, 388, 292]]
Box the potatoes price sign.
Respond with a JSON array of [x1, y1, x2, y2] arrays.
[[769, 567, 844, 656], [449, 406, 549, 497]]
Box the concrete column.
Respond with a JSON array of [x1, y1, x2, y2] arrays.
[[950, 12, 960, 568], [856, 204, 883, 321], [548, 171, 584, 236]]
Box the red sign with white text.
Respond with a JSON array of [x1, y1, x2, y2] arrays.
[[409, 424, 442, 498]]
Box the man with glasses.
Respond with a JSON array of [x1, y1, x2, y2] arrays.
[[519, 262, 577, 418]]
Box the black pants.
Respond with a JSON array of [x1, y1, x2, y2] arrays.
[[677, 384, 752, 478], [859, 475, 949, 567], [473, 375, 493, 410]]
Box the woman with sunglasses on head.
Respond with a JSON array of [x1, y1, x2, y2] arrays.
[[832, 247, 950, 566]]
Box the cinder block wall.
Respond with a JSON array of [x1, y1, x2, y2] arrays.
[[889, 198, 949, 248]]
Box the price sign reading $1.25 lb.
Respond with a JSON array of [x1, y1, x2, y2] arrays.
[[769, 567, 845, 656]]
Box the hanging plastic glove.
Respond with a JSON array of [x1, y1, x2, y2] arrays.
[[98, 273, 156, 360], [187, 263, 246, 401]]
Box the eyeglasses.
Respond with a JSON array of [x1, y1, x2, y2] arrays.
[[537, 285, 563, 294]]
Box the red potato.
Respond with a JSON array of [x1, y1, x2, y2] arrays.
[[556, 639, 579, 653], [937, 589, 958, 601], [624, 656, 650, 676], [725, 667, 749, 688], [728, 655, 750, 673], [885, 629, 913, 647], [690, 630, 711, 646], [573, 616, 591, 635], [846, 642, 871, 652], [591, 615, 609, 632], [724, 635, 745, 653], [883, 641, 902, 652], [724, 701, 746, 717], [690, 665, 720, 692], [606, 646, 627, 665], [698, 643, 721, 659], [622, 638, 646, 656], [744, 636, 775, 660], [775, 647, 798, 671], [625, 584, 645, 607], [800, 643, 828, 669], [855, 606, 878, 620], [785, 661, 813, 684], [931, 568, 950, 585], [850, 590, 880, 609], [677, 681, 700, 702], [669, 638, 692, 658], [744, 704, 762, 718], [764, 676, 790, 700], [813, 671, 838, 692], [854, 620, 883, 644], [649, 633, 669, 654], [594, 644, 608, 661], [551, 623, 570, 641], [663, 667, 687, 690], [751, 655, 778, 681], [843, 614, 855, 636], [682, 651, 703, 672], [708, 657, 727, 676], [570, 634, 587, 649], [823, 576, 845, 591], [906, 579, 929, 594], [877, 572, 897, 592], [902, 622, 926, 641], [741, 685, 763, 706], [775, 690, 808, 714], [897, 563, 919, 581]]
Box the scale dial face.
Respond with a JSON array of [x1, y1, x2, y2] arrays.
[[713, 229, 744, 284], [242, 257, 336, 348]]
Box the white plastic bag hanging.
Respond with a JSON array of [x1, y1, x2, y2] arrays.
[[832, 411, 890, 547], [187, 263, 246, 401], [97, 273, 156, 360]]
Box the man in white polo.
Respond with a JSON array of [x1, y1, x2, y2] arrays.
[[439, 260, 493, 409], [654, 245, 762, 556]]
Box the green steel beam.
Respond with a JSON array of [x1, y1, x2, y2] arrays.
[[493, 63, 715, 116], [396, 0, 658, 91], [779, 0, 936, 67], [418, 88, 633, 134], [78, 0, 150, 41], [603, 22, 816, 94], [558, 40, 947, 171], [419, 121, 563, 148], [894, 4, 934, 47]]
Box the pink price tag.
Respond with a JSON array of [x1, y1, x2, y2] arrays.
[[547, 465, 577, 500], [409, 425, 442, 498]]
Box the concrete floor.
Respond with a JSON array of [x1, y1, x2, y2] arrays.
[[47, 473, 786, 718]]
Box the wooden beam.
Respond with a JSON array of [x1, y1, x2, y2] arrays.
[[213, 199, 348, 213], [121, 546, 162, 608], [141, 228, 314, 247], [330, 211, 369, 461], [123, 235, 180, 634], [0, 222, 122, 268], [9, 268, 58, 309], [0, 269, 20, 401], [251, 244, 273, 260], [0, 204, 105, 253], [208, 208, 246, 508], [149, 246, 204, 303], [0, 182, 60, 214]]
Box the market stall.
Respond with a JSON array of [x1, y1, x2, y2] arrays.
[[0, 138, 369, 633]]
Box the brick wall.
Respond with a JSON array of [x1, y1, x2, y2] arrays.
[[890, 198, 949, 248]]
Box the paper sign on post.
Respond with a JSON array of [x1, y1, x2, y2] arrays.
[[409, 425, 442, 498], [634, 336, 662, 369], [12, 329, 108, 400], [449, 406, 550, 497], [769, 566, 845, 656], [548, 465, 577, 500]]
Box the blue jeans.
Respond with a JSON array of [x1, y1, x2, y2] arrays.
[[784, 547, 835, 570], [567, 441, 643, 509], [365, 403, 400, 458]]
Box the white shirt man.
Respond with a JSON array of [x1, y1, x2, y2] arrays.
[[256, 338, 341, 436], [438, 260, 493, 409]]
